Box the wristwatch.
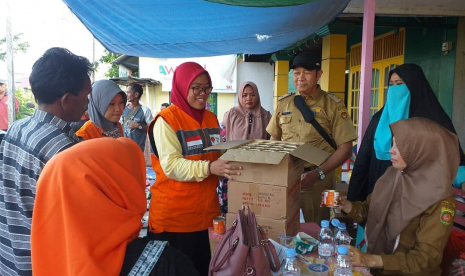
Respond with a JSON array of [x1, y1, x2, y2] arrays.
[[316, 167, 326, 180], [138, 125, 143, 130]]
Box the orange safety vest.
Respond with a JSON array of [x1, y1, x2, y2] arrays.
[[76, 121, 124, 140], [148, 105, 221, 233]]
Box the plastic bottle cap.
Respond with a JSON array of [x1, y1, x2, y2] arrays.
[[286, 248, 297, 258], [331, 218, 340, 228], [321, 220, 329, 227], [338, 222, 346, 230], [338, 245, 349, 255]]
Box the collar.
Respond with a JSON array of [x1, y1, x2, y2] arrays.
[[32, 109, 81, 143], [297, 85, 323, 102]]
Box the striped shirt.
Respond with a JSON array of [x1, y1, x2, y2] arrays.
[[0, 109, 80, 276]]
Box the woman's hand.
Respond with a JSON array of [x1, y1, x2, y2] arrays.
[[347, 245, 383, 268], [335, 196, 353, 213], [210, 160, 242, 180]]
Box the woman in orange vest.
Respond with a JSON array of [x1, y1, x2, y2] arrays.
[[76, 79, 126, 140], [147, 62, 242, 276]]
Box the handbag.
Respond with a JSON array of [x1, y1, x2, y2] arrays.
[[209, 206, 280, 276]]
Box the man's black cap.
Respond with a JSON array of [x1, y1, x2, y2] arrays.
[[290, 52, 321, 71]]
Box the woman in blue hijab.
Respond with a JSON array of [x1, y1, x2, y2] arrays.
[[348, 63, 465, 202]]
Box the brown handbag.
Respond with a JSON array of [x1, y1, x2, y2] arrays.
[[209, 206, 280, 276]]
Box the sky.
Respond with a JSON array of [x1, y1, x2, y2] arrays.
[[0, 0, 108, 81]]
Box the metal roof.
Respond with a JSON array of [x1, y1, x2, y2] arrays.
[[109, 76, 161, 87]]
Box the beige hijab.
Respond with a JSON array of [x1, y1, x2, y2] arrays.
[[366, 117, 460, 254], [222, 81, 271, 141]]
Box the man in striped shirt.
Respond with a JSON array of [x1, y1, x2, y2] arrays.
[[0, 48, 93, 276]]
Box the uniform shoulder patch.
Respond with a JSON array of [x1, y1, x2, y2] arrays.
[[440, 206, 454, 225], [326, 93, 342, 103], [278, 93, 295, 101]]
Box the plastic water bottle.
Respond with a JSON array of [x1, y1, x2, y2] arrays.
[[335, 222, 352, 255], [283, 248, 301, 276], [318, 220, 334, 260], [334, 245, 353, 276], [331, 218, 340, 237]]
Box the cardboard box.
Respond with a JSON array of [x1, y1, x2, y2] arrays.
[[228, 180, 300, 220], [205, 140, 330, 187], [226, 208, 300, 242]]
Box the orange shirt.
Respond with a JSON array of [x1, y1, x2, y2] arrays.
[[148, 105, 221, 233], [76, 120, 123, 140]]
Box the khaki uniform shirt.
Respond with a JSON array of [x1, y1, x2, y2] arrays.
[[347, 195, 456, 276], [266, 86, 357, 156]]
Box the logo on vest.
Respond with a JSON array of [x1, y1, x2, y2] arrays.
[[186, 135, 203, 151], [210, 134, 221, 146]]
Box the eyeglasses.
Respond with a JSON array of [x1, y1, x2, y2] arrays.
[[190, 86, 213, 95]]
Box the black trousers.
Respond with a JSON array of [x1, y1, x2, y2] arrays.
[[146, 230, 211, 276]]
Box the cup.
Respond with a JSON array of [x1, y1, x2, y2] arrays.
[[213, 216, 226, 234]]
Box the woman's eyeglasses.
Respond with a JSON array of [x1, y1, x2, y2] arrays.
[[190, 86, 213, 95]]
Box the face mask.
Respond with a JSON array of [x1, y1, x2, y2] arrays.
[[387, 83, 410, 103]]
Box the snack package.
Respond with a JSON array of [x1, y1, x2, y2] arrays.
[[294, 232, 318, 254]]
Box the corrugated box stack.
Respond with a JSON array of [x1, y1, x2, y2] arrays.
[[206, 140, 330, 241]]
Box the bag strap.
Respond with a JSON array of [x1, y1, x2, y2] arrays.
[[123, 106, 141, 126], [210, 219, 240, 274], [257, 226, 281, 272], [293, 95, 337, 150]]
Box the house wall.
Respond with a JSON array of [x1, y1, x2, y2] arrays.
[[404, 27, 458, 118], [344, 20, 459, 118], [453, 17, 465, 148]]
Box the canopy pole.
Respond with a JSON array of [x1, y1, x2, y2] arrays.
[[357, 0, 376, 148], [145, 83, 150, 110], [6, 0, 16, 126]]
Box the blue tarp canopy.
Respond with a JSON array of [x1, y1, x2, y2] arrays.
[[62, 0, 350, 58]]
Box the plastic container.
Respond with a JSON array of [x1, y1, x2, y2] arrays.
[[331, 218, 340, 237], [278, 234, 295, 248], [334, 245, 353, 276], [318, 220, 334, 260], [308, 264, 329, 276], [335, 223, 352, 256], [283, 248, 300, 276]]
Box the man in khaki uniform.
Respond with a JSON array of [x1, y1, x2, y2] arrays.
[[266, 52, 357, 223]]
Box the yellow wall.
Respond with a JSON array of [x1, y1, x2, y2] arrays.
[[273, 60, 290, 108], [153, 88, 170, 114], [217, 93, 236, 123], [321, 34, 347, 103]]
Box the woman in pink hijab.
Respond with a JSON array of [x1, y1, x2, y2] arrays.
[[218, 81, 272, 215], [222, 81, 271, 141]]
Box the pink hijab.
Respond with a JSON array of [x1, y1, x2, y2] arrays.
[[170, 62, 212, 124], [222, 81, 271, 141]]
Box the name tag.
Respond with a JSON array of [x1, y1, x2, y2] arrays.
[[210, 134, 221, 145]]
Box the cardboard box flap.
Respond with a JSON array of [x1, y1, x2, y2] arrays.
[[220, 149, 287, 165], [289, 143, 330, 165], [204, 140, 251, 151]]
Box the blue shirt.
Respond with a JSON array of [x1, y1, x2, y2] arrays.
[[0, 109, 80, 276], [121, 105, 153, 152]]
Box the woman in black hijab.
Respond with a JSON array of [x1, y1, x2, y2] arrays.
[[348, 63, 465, 202]]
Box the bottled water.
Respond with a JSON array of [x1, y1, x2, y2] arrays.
[[283, 248, 301, 276], [331, 218, 340, 237], [335, 223, 352, 255], [318, 220, 334, 260], [334, 245, 353, 276]]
